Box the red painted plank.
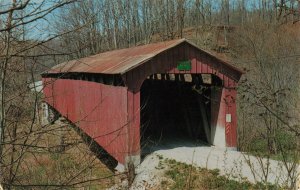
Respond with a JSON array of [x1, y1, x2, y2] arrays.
[[43, 78, 128, 163], [225, 89, 237, 147]]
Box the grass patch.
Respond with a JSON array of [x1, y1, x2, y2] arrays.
[[161, 158, 281, 190]]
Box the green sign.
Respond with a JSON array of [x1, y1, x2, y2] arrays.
[[177, 60, 191, 71]]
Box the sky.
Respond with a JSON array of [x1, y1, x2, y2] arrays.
[[0, 0, 69, 40]]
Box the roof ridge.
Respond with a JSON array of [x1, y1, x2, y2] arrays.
[[44, 38, 244, 77]]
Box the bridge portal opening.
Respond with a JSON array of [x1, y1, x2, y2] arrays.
[[140, 74, 217, 155]]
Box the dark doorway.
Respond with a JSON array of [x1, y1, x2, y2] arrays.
[[140, 74, 211, 155]]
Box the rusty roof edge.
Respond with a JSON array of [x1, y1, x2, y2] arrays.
[[184, 39, 245, 76], [118, 56, 154, 75], [44, 39, 186, 75], [119, 39, 187, 74]]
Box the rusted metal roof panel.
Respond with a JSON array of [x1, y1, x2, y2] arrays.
[[46, 39, 243, 75], [48, 39, 185, 74]]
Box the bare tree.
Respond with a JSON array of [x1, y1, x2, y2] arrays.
[[232, 21, 300, 187], [0, 0, 124, 188]]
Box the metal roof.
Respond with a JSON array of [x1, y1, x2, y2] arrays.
[[47, 38, 244, 75]]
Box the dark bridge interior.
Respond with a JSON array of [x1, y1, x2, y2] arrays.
[[140, 74, 213, 154]]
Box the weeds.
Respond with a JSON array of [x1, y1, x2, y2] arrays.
[[161, 158, 282, 190]]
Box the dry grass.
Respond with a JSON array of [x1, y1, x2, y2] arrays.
[[13, 121, 121, 189]]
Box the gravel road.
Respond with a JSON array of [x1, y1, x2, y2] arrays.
[[138, 136, 299, 187], [109, 137, 299, 189]]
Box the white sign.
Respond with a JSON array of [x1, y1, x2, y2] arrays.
[[226, 114, 232, 123]]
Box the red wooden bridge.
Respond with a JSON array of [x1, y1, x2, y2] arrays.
[[42, 39, 243, 168]]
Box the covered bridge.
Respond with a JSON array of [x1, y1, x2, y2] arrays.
[[42, 39, 243, 168]]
